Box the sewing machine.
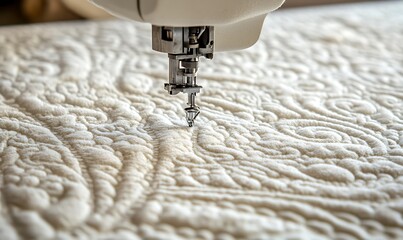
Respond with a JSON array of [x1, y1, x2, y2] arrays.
[[91, 0, 284, 127]]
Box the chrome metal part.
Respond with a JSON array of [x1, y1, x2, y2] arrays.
[[152, 25, 214, 127]]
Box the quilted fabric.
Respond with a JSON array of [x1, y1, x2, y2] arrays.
[[1, 2, 403, 240]]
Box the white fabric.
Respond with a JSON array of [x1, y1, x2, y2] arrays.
[[0, 2, 403, 240]]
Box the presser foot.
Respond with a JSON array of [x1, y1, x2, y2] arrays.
[[184, 92, 200, 127], [185, 106, 200, 127], [164, 84, 202, 127]]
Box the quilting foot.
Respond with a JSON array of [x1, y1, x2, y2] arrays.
[[185, 106, 200, 127], [185, 92, 200, 127]]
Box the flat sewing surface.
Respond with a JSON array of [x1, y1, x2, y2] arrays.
[[0, 2, 402, 240]]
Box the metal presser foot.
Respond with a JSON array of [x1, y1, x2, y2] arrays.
[[185, 93, 200, 127], [151, 25, 214, 127]]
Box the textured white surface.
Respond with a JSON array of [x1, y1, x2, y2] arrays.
[[1, 2, 403, 240]]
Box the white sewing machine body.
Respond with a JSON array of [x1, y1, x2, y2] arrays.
[[92, 0, 284, 51], [91, 0, 284, 126]]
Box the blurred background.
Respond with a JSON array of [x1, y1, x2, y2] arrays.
[[0, 0, 381, 26]]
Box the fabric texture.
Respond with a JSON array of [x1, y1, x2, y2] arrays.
[[0, 2, 403, 240]]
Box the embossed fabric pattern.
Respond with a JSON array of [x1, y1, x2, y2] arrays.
[[0, 2, 403, 240]]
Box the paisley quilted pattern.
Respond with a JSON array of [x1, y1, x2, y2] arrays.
[[1, 2, 403, 239]]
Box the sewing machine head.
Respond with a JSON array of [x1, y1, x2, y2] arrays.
[[91, 0, 284, 126]]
